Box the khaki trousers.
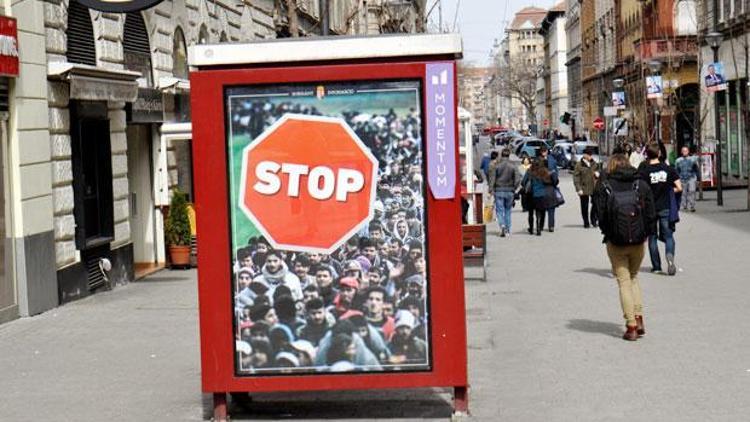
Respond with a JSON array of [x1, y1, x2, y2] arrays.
[[606, 242, 645, 327]]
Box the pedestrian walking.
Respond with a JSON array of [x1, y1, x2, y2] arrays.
[[637, 143, 683, 275], [521, 159, 559, 236], [488, 148, 521, 237], [594, 154, 656, 341], [482, 150, 498, 181], [539, 146, 559, 232], [573, 147, 599, 228], [674, 146, 699, 212]]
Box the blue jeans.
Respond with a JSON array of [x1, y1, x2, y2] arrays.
[[648, 209, 675, 270], [494, 191, 514, 231], [547, 208, 556, 229]]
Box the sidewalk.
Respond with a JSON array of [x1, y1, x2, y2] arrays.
[[1, 174, 749, 421]]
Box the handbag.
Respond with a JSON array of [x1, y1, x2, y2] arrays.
[[554, 187, 565, 207]]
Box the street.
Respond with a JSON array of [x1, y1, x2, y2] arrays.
[[1, 174, 749, 421]]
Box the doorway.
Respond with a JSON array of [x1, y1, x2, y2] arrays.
[[127, 124, 158, 278]]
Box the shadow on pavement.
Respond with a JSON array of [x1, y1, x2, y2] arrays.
[[574, 267, 613, 279], [566, 319, 622, 338], [212, 389, 453, 420]]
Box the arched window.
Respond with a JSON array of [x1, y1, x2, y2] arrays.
[[66, 1, 97, 66], [674, 0, 697, 36], [198, 25, 209, 44], [123, 12, 153, 87], [173, 27, 188, 80]]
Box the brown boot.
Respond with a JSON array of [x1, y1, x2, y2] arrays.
[[635, 315, 645, 336], [622, 325, 638, 341]]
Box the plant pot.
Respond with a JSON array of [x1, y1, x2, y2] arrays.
[[169, 245, 191, 268]]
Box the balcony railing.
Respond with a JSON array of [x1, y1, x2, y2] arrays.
[[634, 37, 698, 62]]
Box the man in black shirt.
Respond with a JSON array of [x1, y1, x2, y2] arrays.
[[637, 143, 683, 275]]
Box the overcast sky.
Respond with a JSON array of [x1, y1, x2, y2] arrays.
[[429, 0, 560, 66]]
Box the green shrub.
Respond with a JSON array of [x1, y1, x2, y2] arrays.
[[165, 189, 192, 246]]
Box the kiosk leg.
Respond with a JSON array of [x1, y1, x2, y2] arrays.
[[453, 386, 469, 415], [213, 392, 228, 421]]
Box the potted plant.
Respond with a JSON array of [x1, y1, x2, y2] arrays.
[[165, 189, 192, 268]]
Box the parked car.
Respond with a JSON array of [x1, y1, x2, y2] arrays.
[[516, 139, 548, 158], [551, 142, 575, 169]]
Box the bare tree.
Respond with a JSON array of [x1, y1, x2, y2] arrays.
[[497, 59, 539, 127]]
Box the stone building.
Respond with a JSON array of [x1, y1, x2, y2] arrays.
[[565, 0, 583, 137], [539, 2, 569, 137], [501, 6, 547, 130], [1, 0, 423, 325], [699, 0, 748, 186]]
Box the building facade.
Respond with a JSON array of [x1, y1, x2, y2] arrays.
[[1, 0, 423, 325], [565, 0, 583, 137], [500, 6, 547, 131], [540, 3, 570, 137], [699, 0, 749, 186]]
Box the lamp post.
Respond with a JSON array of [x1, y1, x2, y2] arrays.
[[648, 60, 662, 145], [707, 31, 724, 206]]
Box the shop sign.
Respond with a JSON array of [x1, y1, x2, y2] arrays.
[[237, 113, 378, 254], [0, 16, 19, 78], [129, 88, 164, 123], [74, 0, 165, 13]]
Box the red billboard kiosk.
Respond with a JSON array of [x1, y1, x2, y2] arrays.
[[188, 33, 468, 420]]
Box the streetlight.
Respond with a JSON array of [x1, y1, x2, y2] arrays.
[[648, 60, 662, 145], [613, 78, 624, 89], [707, 31, 724, 206]]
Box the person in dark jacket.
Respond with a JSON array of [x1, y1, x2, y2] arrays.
[[573, 147, 600, 228], [593, 154, 656, 341], [539, 146, 559, 231], [488, 148, 520, 237], [521, 159, 559, 236]]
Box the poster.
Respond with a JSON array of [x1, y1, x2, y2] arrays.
[[704, 62, 728, 93], [612, 91, 626, 108], [225, 80, 431, 375], [646, 76, 663, 99]]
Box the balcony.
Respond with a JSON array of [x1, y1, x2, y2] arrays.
[[634, 37, 698, 63]]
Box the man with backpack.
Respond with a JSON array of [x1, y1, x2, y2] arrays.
[[488, 148, 520, 237], [594, 154, 656, 341], [637, 143, 683, 276]]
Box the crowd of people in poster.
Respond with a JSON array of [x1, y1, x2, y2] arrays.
[[226, 82, 432, 375]]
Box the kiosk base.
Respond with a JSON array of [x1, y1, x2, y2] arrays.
[[453, 385, 470, 416], [211, 387, 470, 420], [213, 392, 227, 421]]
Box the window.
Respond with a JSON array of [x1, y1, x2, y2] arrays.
[[173, 27, 189, 80], [198, 25, 209, 44], [66, 1, 96, 66], [674, 0, 698, 36], [123, 12, 153, 87]]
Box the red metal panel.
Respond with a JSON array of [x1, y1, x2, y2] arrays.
[[190, 61, 467, 393], [0, 17, 19, 78]]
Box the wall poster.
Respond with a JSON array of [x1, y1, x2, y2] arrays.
[[225, 80, 432, 376]]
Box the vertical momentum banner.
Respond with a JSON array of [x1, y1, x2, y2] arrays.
[[425, 63, 456, 199]]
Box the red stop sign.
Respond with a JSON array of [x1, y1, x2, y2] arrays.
[[593, 117, 605, 130], [239, 114, 378, 253]]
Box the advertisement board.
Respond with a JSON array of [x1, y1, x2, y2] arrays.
[[188, 34, 468, 420], [226, 80, 432, 375]]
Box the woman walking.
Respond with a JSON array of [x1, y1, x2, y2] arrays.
[[521, 159, 558, 236], [594, 154, 656, 341]]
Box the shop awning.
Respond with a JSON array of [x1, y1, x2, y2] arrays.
[[47, 62, 141, 102]]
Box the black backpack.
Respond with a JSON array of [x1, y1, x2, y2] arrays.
[[603, 181, 647, 245]]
